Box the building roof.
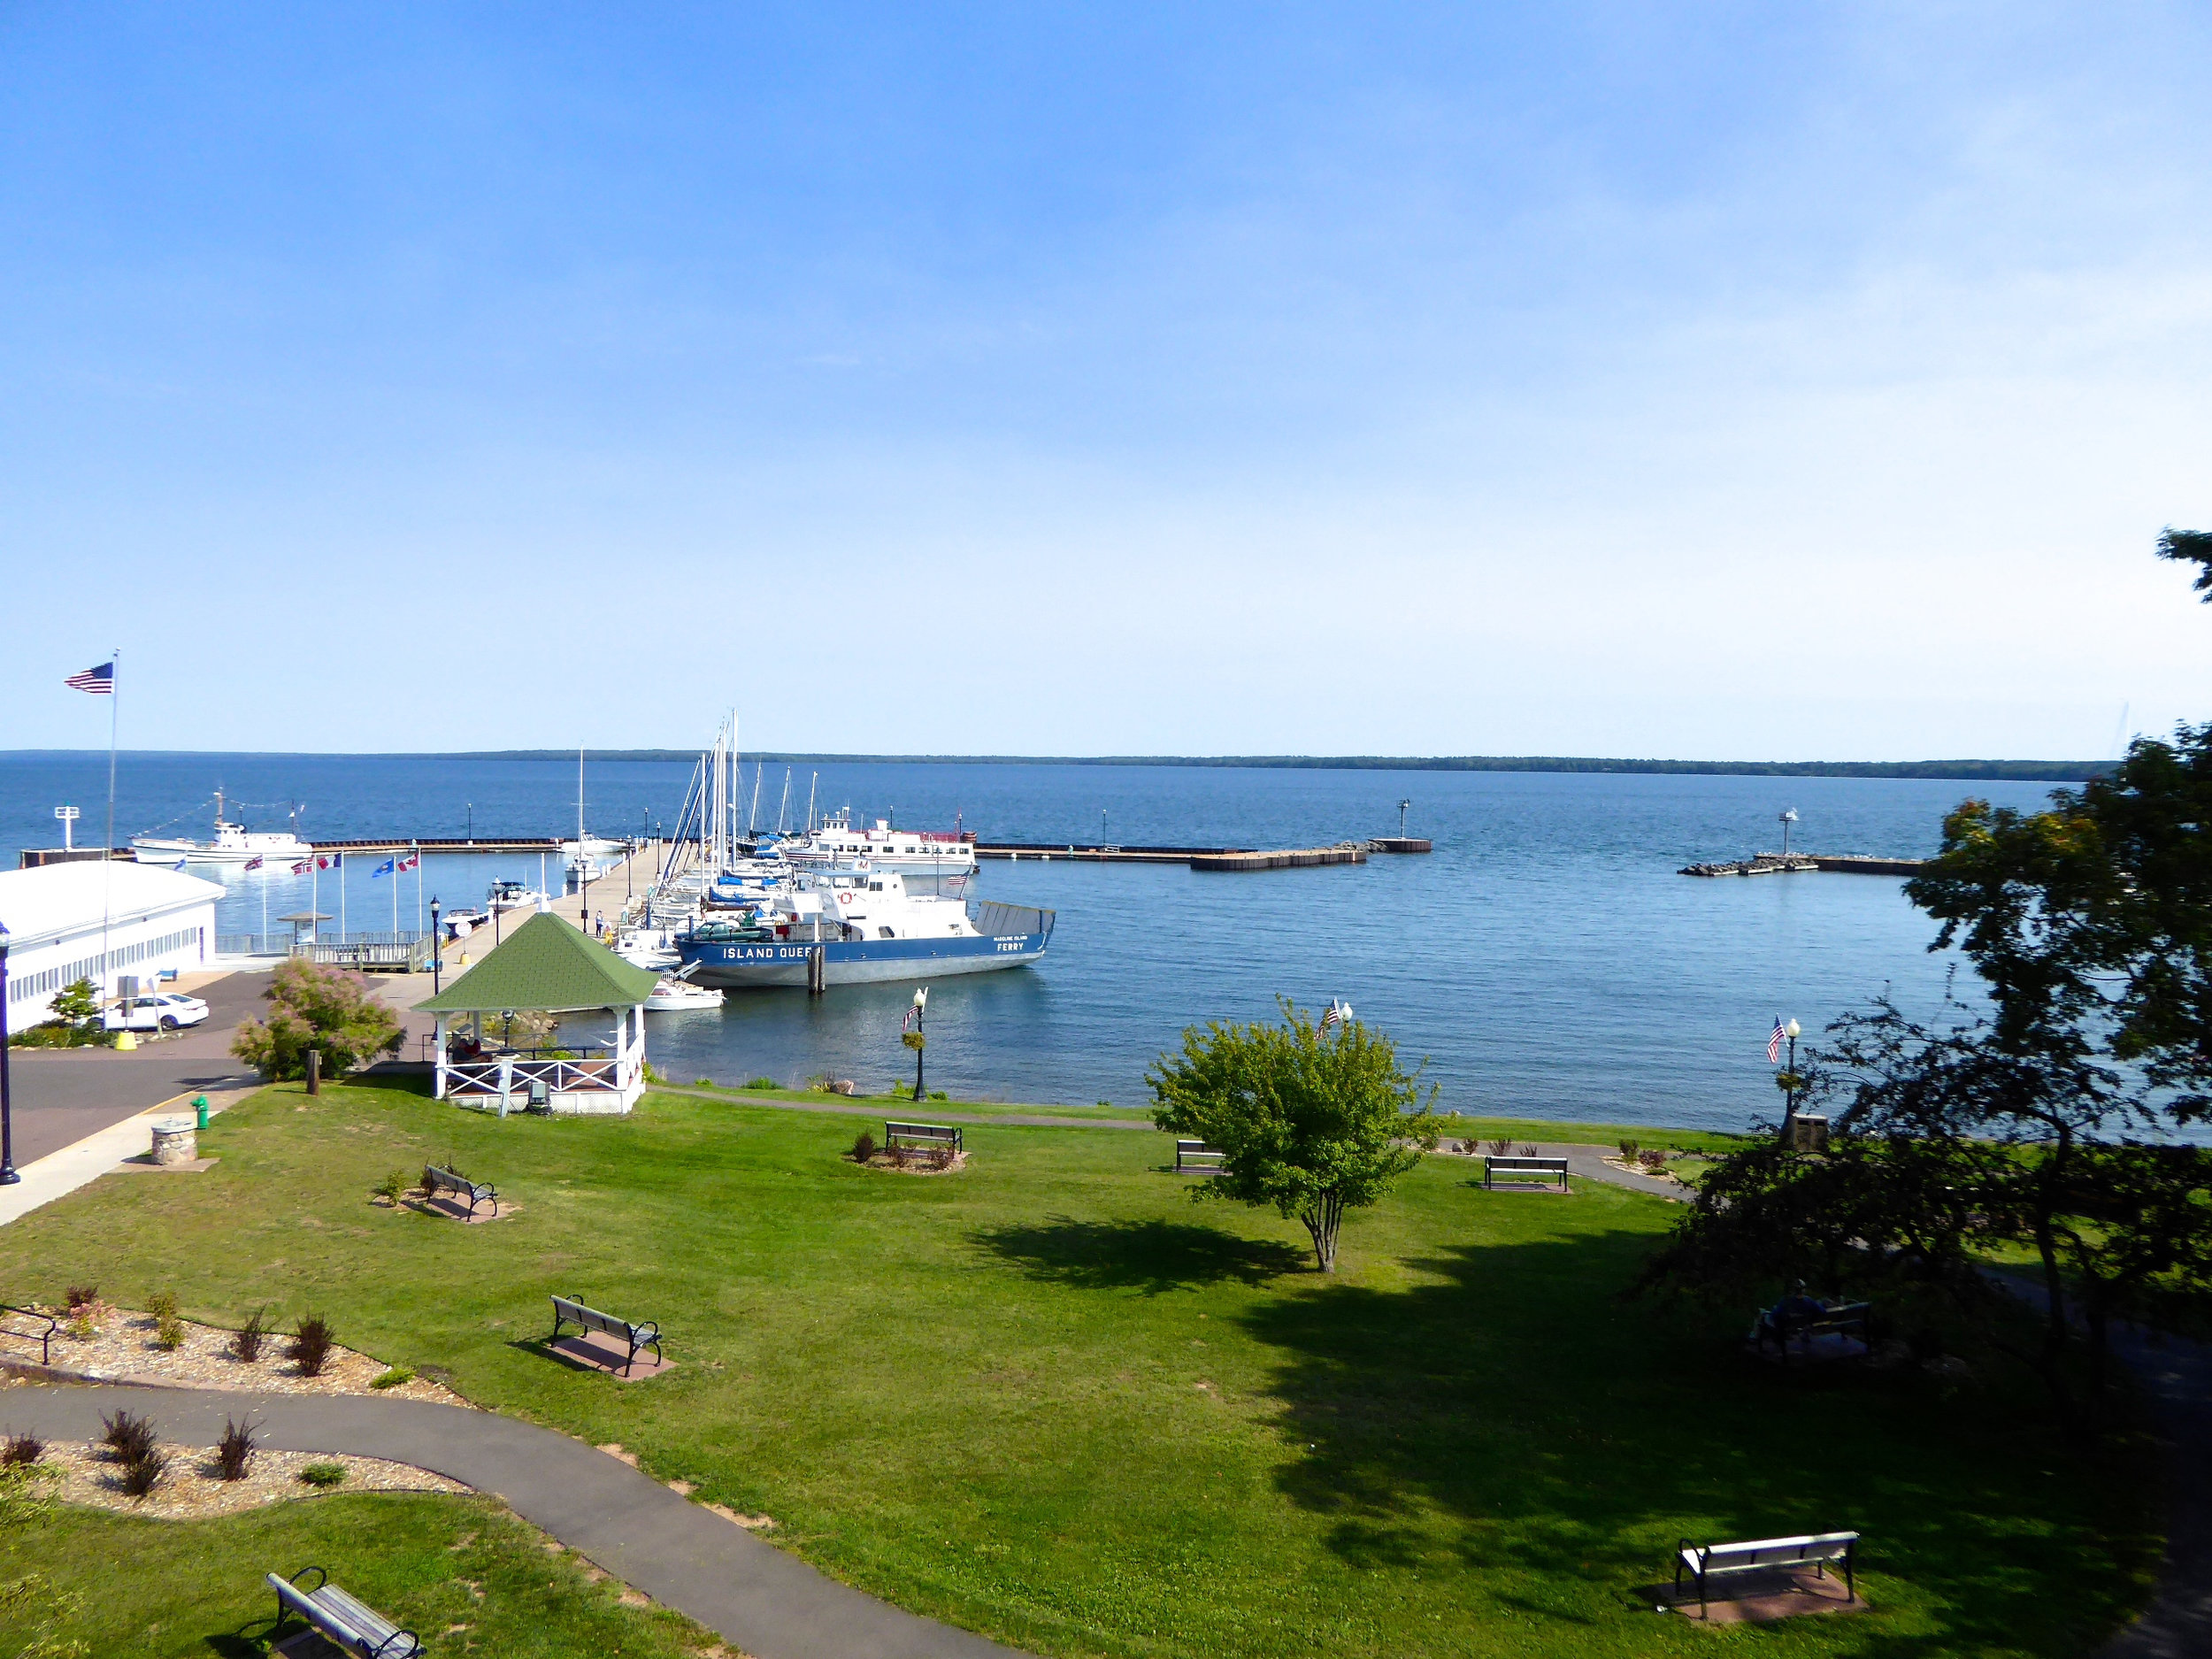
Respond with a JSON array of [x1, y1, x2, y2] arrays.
[[413, 912, 660, 1015], [0, 861, 225, 951]]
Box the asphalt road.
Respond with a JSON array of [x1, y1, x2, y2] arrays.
[[2, 972, 267, 1164]]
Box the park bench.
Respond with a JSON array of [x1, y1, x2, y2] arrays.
[[422, 1164, 497, 1218], [549, 1294, 663, 1375], [1754, 1301, 1872, 1363], [885, 1120, 962, 1155], [1673, 1531, 1859, 1617], [1175, 1140, 1226, 1174], [266, 1564, 420, 1657], [1484, 1154, 1569, 1192], [0, 1304, 58, 1367]]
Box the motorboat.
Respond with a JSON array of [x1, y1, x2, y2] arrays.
[[615, 926, 681, 972], [645, 976, 725, 1012], [133, 791, 312, 866], [488, 879, 547, 913]]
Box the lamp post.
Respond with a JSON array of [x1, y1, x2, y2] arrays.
[[1779, 808, 1799, 856], [1398, 798, 1411, 837], [54, 805, 79, 853], [430, 898, 442, 995], [465, 803, 474, 845], [0, 925, 18, 1184], [1777, 1017, 1803, 1139], [904, 985, 928, 1102]]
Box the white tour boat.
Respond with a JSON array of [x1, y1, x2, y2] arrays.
[[645, 976, 725, 1011]]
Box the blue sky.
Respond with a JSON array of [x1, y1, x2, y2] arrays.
[[4, 4, 2208, 757]]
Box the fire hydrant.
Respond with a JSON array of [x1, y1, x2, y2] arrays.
[[193, 1094, 210, 1131]]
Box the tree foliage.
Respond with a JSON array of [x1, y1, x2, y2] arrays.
[[2155, 524, 2212, 602], [1643, 541, 2212, 1434], [231, 957, 403, 1079], [1148, 1000, 1435, 1271], [46, 979, 99, 1029]]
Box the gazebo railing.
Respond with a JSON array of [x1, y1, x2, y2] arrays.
[[443, 1056, 624, 1098]]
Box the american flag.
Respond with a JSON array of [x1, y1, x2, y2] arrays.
[[1768, 1016, 1786, 1064], [1321, 999, 1353, 1036], [64, 661, 114, 695]]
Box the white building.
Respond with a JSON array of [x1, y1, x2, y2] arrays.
[[0, 862, 222, 1025]]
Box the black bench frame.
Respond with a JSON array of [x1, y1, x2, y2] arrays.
[[266, 1563, 421, 1658], [0, 1304, 58, 1367], [550, 1294, 663, 1374], [884, 1120, 962, 1155], [423, 1164, 497, 1218], [1673, 1531, 1858, 1617], [1754, 1301, 1872, 1363], [1483, 1155, 1569, 1192]]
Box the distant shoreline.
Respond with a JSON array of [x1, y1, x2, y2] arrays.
[[0, 749, 2110, 782]]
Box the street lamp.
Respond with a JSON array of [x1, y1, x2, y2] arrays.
[[1398, 798, 1411, 837], [1777, 1017, 1804, 1137], [430, 898, 443, 995], [904, 985, 929, 1102], [0, 924, 18, 1183], [465, 803, 474, 845], [1779, 808, 1799, 856]]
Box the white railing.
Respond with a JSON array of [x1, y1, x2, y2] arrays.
[[443, 1056, 622, 1097]]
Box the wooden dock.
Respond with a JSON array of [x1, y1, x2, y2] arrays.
[[1190, 846, 1368, 872], [975, 838, 1403, 871]]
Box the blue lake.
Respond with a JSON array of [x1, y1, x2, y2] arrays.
[[0, 751, 2062, 1132]]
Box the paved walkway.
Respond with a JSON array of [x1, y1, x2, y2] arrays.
[[2, 1380, 1023, 1659], [2095, 1321, 2212, 1657]]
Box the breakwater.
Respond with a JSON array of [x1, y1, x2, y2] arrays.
[[978, 837, 1425, 870], [1680, 852, 1925, 878]]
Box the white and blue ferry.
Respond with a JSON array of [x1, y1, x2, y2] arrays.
[[676, 868, 1053, 989]]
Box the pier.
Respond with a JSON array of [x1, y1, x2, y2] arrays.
[[977, 837, 1423, 870], [1680, 852, 1925, 878]]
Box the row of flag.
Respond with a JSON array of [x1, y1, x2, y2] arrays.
[[238, 852, 420, 875]]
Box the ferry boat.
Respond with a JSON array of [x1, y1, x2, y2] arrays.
[[132, 792, 312, 866], [778, 810, 976, 897], [677, 868, 1052, 988]]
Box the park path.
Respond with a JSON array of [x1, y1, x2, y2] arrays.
[[2093, 1321, 2212, 1657], [1, 1380, 1025, 1659]]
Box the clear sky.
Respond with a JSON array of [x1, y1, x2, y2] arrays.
[[4, 4, 2208, 758]]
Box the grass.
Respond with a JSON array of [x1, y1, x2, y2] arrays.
[[0, 1490, 722, 1657], [0, 1079, 2157, 1658]]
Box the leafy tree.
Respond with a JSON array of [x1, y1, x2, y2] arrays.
[[1644, 536, 2212, 1433], [231, 957, 403, 1080], [2155, 524, 2212, 601], [46, 978, 99, 1030], [0, 1464, 86, 1659], [1148, 1000, 1436, 1271]]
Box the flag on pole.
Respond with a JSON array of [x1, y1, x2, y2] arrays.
[[64, 661, 115, 695], [318, 855, 336, 872], [1768, 1016, 1786, 1064], [291, 860, 311, 875], [1321, 998, 1353, 1036], [373, 858, 396, 878], [397, 852, 419, 872], [244, 856, 264, 872]]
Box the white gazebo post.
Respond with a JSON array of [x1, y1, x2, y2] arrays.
[[433, 1016, 449, 1100]]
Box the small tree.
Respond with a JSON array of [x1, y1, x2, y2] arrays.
[[47, 978, 99, 1031], [231, 958, 403, 1080], [1148, 999, 1436, 1272]]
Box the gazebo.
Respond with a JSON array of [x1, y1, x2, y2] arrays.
[[415, 912, 661, 1115]]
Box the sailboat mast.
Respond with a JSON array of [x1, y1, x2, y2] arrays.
[[777, 768, 792, 835]]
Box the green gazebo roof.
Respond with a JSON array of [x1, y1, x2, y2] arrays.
[[414, 912, 661, 1014]]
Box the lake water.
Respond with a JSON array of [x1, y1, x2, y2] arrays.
[[0, 751, 2062, 1132]]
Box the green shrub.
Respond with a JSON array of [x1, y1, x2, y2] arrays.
[[298, 1461, 348, 1488], [849, 1131, 877, 1163], [229, 957, 403, 1081], [288, 1314, 334, 1378], [154, 1315, 184, 1352], [232, 1307, 268, 1363], [145, 1291, 177, 1322], [693, 1076, 716, 1088], [742, 1077, 780, 1091], [373, 1170, 409, 1204], [370, 1367, 414, 1390]]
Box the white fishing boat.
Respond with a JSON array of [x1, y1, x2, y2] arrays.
[[645, 976, 725, 1012], [132, 791, 312, 866], [616, 925, 681, 972]]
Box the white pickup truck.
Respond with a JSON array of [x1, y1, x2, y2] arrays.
[[103, 992, 211, 1033]]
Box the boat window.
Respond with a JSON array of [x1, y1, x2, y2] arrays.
[[879, 926, 895, 939], [868, 882, 882, 892]]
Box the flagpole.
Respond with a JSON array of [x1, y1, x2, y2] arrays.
[[100, 649, 118, 1006], [338, 853, 346, 944]]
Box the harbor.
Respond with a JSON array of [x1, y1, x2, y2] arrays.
[[1680, 853, 1927, 877]]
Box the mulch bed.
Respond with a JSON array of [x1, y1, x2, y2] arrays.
[[22, 1440, 465, 1521], [6, 1306, 463, 1404]]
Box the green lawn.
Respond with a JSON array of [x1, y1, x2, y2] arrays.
[[0, 1081, 2156, 1658], [0, 1491, 719, 1657]]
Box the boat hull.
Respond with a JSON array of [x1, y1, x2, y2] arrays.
[[678, 932, 1049, 988]]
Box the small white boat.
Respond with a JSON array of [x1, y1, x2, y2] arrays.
[[645, 977, 725, 1012], [616, 926, 681, 972], [488, 879, 547, 913]]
